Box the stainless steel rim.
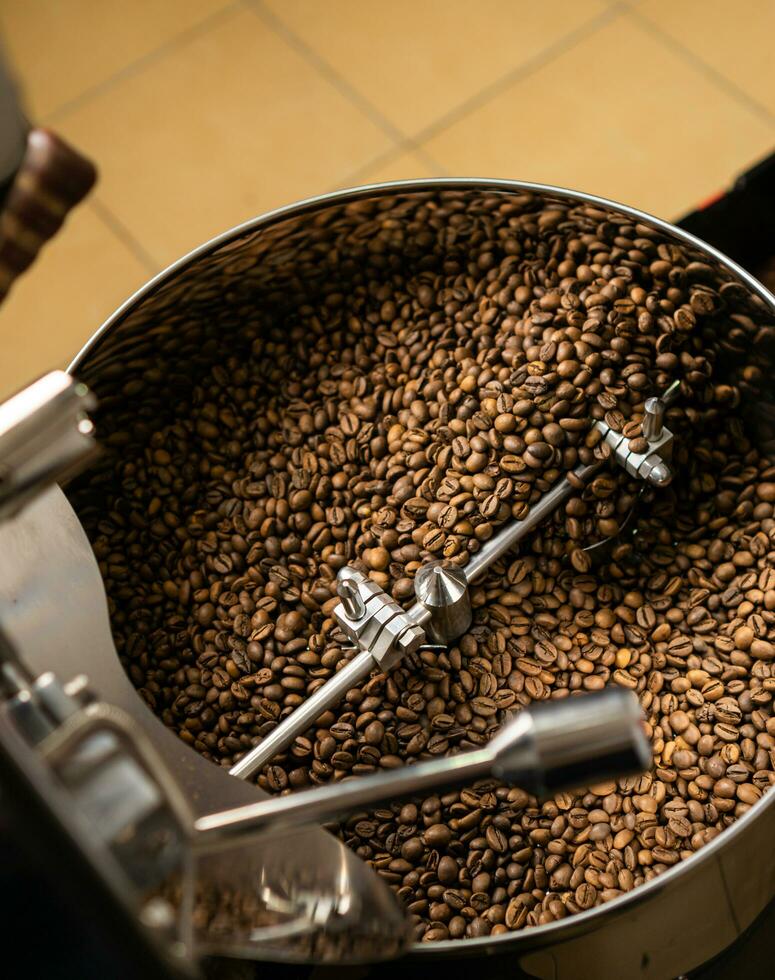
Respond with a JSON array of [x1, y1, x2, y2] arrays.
[[68, 177, 775, 956]]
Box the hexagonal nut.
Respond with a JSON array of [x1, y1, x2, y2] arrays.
[[397, 622, 425, 655], [372, 621, 426, 672]]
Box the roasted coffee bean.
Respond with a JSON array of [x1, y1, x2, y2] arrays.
[[73, 191, 775, 943]]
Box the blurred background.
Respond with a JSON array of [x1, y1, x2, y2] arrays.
[[1, 0, 774, 400]]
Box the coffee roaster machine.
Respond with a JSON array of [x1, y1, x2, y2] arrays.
[[2, 170, 775, 980]]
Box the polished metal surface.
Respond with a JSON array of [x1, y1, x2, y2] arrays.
[[231, 460, 602, 776], [64, 177, 775, 975], [232, 424, 667, 777], [0, 486, 409, 963], [35, 699, 192, 894], [332, 567, 425, 670], [336, 568, 366, 620], [594, 419, 674, 487], [0, 370, 97, 520], [211, 745, 493, 845], [196, 689, 648, 845], [0, 679, 197, 976], [233, 572, 429, 780], [491, 686, 651, 797], [413, 560, 472, 645], [642, 397, 664, 441]]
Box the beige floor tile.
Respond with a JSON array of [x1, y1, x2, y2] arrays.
[[56, 8, 395, 269], [340, 149, 441, 188], [0, 201, 149, 399], [262, 0, 611, 136], [422, 13, 775, 220], [0, 0, 234, 119], [637, 0, 775, 115]]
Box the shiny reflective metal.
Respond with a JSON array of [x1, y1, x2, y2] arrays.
[[0, 370, 97, 520], [0, 486, 409, 964], [593, 379, 680, 487], [60, 178, 775, 976], [229, 647, 376, 781], [0, 660, 196, 976], [642, 396, 665, 441], [196, 689, 648, 845], [504, 685, 649, 797], [233, 565, 430, 779], [413, 560, 472, 644], [0, 653, 92, 749], [32, 697, 192, 894], [0, 375, 648, 966], [336, 567, 366, 620], [464, 461, 602, 582], [232, 460, 610, 777], [333, 567, 425, 670], [594, 418, 674, 487]]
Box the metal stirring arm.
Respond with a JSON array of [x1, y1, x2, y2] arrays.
[[202, 688, 649, 845], [230, 384, 680, 780], [230, 460, 603, 780]]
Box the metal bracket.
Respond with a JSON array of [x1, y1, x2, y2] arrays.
[[594, 420, 674, 486], [332, 568, 425, 671], [594, 387, 679, 487]]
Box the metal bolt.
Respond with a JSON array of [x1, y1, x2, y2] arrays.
[[336, 567, 366, 620], [642, 396, 664, 442]]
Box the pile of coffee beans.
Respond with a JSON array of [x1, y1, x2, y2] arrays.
[[72, 190, 775, 942]]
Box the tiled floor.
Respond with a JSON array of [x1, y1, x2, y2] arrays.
[[1, 0, 774, 398]]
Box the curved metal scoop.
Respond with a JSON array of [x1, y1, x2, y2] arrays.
[[0, 483, 409, 963]]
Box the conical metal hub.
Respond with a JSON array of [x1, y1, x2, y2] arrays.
[[413, 560, 472, 644]]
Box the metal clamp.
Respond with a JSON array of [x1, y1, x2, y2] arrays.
[[333, 568, 425, 671], [594, 420, 674, 487], [594, 383, 679, 487]]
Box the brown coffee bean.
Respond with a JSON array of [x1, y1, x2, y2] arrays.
[[424, 824, 452, 849], [574, 883, 597, 909], [750, 639, 774, 660], [437, 856, 459, 885], [364, 720, 385, 745]]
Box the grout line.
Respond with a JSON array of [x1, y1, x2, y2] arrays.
[[88, 196, 160, 274], [626, 2, 775, 128], [245, 0, 620, 181], [409, 145, 450, 177], [245, 0, 449, 175], [244, 0, 407, 144], [330, 146, 402, 191], [43, 1, 243, 124], [407, 2, 624, 148]]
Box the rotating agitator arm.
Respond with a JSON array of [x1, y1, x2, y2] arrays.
[[206, 688, 650, 845]]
